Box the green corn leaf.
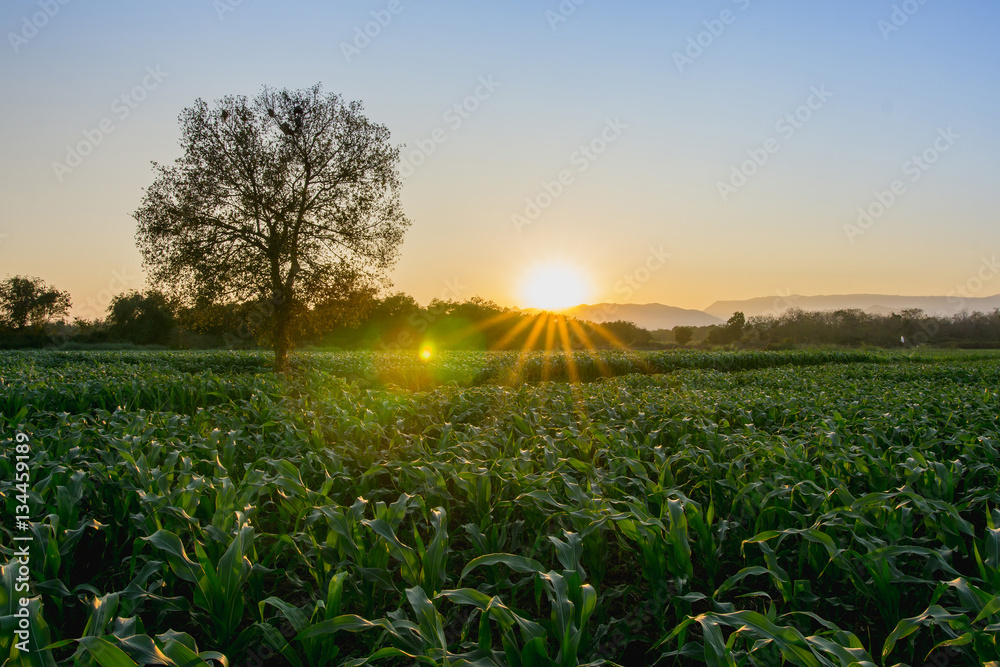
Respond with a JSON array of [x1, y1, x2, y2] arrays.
[[406, 586, 448, 653], [362, 518, 421, 585], [461, 554, 545, 580], [141, 530, 201, 583], [882, 605, 967, 660], [75, 637, 140, 667], [295, 614, 390, 641]]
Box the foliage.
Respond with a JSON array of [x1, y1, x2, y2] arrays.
[[106, 291, 176, 346], [742, 306, 1000, 348], [133, 83, 410, 371], [706, 312, 746, 346], [672, 326, 694, 346], [599, 320, 653, 347], [1, 349, 999, 665], [0, 276, 71, 331]]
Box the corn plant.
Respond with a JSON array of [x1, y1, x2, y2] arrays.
[[142, 516, 263, 646], [0, 561, 56, 666], [4, 349, 1000, 665]]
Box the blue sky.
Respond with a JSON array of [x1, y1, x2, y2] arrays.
[[1, 0, 998, 315]]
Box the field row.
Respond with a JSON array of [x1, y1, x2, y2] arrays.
[[1, 351, 999, 665], [3, 348, 989, 417]]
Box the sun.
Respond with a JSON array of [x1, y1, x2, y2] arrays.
[[520, 263, 589, 311]]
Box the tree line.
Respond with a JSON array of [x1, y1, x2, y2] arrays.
[[4, 275, 1000, 351], [0, 277, 652, 351], [666, 308, 1000, 349]]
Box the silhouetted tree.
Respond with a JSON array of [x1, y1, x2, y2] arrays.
[[421, 297, 509, 349], [726, 311, 746, 341], [602, 320, 653, 347], [705, 325, 727, 345], [673, 325, 693, 346], [372, 293, 422, 321], [134, 83, 410, 371], [106, 290, 176, 345], [0, 276, 71, 330], [706, 312, 746, 345], [891, 308, 926, 345], [306, 292, 377, 334]]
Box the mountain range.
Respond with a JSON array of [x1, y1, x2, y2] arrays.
[[545, 293, 1000, 331], [704, 294, 1000, 320], [560, 303, 722, 330]]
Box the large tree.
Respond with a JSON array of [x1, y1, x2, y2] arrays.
[[134, 84, 410, 371], [0, 275, 71, 330]]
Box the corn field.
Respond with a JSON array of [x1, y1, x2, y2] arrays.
[[1, 349, 999, 666]]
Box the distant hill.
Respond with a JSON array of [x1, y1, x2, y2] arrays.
[[560, 303, 723, 330], [517, 293, 1000, 332], [704, 294, 1000, 320]]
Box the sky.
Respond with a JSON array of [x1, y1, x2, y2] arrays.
[[1, 0, 998, 318]]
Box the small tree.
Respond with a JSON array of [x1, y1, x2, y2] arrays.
[[0, 276, 71, 330], [726, 311, 746, 342], [107, 290, 176, 345], [705, 325, 727, 346], [601, 320, 653, 347], [134, 83, 410, 371], [673, 325, 693, 346], [706, 313, 746, 346], [892, 308, 927, 346]]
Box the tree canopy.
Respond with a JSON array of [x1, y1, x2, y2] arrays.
[[106, 290, 176, 346], [134, 83, 410, 371], [0, 275, 71, 330]]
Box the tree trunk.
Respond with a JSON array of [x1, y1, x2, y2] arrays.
[[273, 310, 291, 373]]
